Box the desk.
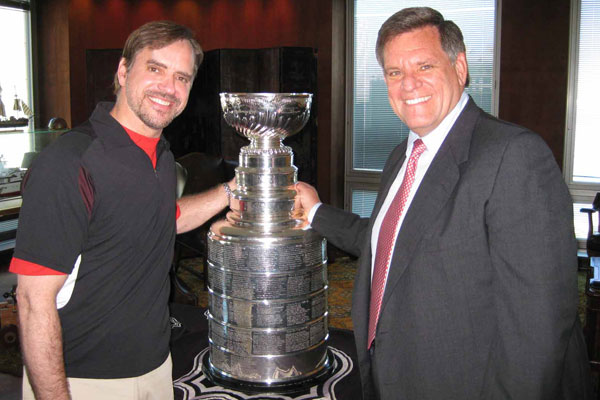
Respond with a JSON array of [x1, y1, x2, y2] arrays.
[[169, 304, 362, 400], [0, 197, 21, 218]]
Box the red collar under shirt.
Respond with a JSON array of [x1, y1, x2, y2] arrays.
[[122, 126, 159, 168], [123, 126, 181, 219]]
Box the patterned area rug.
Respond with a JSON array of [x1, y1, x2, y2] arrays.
[[172, 345, 356, 400], [178, 256, 590, 331], [176, 256, 590, 332]]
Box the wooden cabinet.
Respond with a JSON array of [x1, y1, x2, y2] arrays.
[[163, 47, 318, 185]]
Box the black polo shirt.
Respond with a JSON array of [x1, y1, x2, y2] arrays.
[[13, 102, 177, 378]]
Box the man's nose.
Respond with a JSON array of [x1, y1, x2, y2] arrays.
[[158, 74, 177, 94], [401, 73, 421, 91]]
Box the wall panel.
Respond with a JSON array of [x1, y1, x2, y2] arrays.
[[65, 0, 335, 201], [499, 0, 570, 168]]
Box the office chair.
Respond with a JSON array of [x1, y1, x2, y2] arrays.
[[582, 193, 600, 257], [172, 153, 237, 295], [580, 193, 600, 391], [170, 161, 199, 305]]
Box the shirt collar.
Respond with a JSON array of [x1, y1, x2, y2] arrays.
[[90, 101, 169, 151], [406, 91, 469, 155]]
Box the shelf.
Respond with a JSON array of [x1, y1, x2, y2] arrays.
[[0, 119, 29, 128], [0, 198, 21, 217]]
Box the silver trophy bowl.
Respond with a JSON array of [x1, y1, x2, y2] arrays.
[[220, 92, 312, 144], [204, 93, 333, 392]]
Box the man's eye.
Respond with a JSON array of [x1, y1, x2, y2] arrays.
[[420, 64, 432, 71], [388, 71, 401, 77], [178, 76, 189, 84], [148, 66, 159, 73]]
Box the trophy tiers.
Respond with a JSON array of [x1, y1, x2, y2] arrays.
[[204, 93, 333, 388], [219, 92, 313, 235]]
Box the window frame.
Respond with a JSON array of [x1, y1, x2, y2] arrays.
[[564, 0, 600, 207], [344, 0, 501, 212], [0, 0, 29, 11]]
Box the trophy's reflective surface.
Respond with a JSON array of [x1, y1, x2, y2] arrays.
[[204, 93, 333, 391]]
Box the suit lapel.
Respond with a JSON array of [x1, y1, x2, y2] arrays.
[[380, 98, 481, 311]]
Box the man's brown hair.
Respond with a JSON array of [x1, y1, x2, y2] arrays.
[[376, 7, 470, 87], [113, 20, 203, 94]]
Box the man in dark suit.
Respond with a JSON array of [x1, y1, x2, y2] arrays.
[[296, 7, 591, 400]]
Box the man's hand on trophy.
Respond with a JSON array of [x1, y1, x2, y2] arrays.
[[294, 182, 321, 221]]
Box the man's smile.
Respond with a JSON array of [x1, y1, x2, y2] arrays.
[[148, 96, 172, 106], [405, 95, 431, 105]]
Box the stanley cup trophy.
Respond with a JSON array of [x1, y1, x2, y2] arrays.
[[203, 93, 334, 392]]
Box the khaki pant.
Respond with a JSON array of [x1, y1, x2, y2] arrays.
[[23, 354, 174, 400]]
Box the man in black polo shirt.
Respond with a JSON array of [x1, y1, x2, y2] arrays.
[[10, 21, 231, 400]]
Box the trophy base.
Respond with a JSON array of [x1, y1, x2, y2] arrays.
[[202, 347, 336, 395]]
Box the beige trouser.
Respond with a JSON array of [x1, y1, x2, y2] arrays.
[[22, 354, 174, 400]]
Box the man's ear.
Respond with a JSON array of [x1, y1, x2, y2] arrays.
[[116, 58, 128, 88], [454, 52, 468, 87]]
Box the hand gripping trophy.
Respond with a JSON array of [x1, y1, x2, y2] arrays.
[[203, 93, 333, 392]]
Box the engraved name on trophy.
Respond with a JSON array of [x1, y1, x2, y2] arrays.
[[203, 93, 333, 391]]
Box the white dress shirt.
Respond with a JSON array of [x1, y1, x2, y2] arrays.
[[369, 92, 469, 284], [308, 92, 469, 286]]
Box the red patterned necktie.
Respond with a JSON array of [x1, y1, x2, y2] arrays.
[[367, 138, 426, 349]]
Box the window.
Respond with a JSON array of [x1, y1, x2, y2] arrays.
[[0, 1, 33, 129], [347, 0, 498, 216], [0, 0, 34, 169], [565, 0, 600, 244]]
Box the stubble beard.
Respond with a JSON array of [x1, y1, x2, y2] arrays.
[[127, 88, 182, 131]]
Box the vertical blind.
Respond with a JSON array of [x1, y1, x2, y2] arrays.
[[572, 0, 600, 184], [352, 189, 378, 218], [351, 0, 496, 217]]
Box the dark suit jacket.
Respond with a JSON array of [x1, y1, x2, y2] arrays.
[[313, 99, 591, 399]]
